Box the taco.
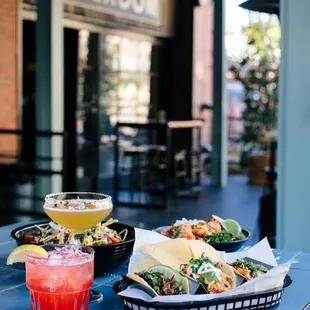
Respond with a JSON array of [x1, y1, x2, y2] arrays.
[[127, 265, 189, 296], [231, 259, 268, 280], [140, 238, 193, 270], [187, 239, 223, 262], [180, 254, 236, 294]]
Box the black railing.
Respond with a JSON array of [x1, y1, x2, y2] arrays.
[[0, 129, 75, 217]]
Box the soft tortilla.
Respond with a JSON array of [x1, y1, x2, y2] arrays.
[[130, 256, 160, 273], [187, 239, 222, 262], [126, 273, 159, 295], [140, 239, 192, 270], [127, 271, 190, 296], [216, 261, 237, 288]]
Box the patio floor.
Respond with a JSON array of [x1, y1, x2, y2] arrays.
[[0, 175, 262, 245], [114, 175, 262, 244]]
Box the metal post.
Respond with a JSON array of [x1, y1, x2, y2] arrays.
[[166, 125, 172, 207], [113, 125, 119, 206], [35, 0, 64, 201], [62, 132, 68, 191], [35, 0, 52, 200], [277, 0, 310, 251], [211, 0, 227, 188], [51, 0, 64, 194]]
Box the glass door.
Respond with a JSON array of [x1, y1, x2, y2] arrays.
[[76, 29, 155, 194], [76, 30, 100, 192]]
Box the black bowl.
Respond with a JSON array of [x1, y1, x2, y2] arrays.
[[208, 229, 250, 252], [11, 221, 135, 276], [154, 226, 250, 252]]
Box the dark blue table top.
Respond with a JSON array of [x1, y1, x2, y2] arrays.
[[0, 223, 309, 309]]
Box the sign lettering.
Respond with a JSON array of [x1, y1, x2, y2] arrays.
[[67, 0, 163, 25]]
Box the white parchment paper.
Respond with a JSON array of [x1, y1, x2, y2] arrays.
[[120, 229, 291, 303]]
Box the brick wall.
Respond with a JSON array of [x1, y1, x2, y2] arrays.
[[0, 0, 19, 162]]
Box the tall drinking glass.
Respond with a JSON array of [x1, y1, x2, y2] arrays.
[[25, 245, 94, 310]]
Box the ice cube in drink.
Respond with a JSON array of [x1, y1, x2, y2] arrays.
[[26, 245, 94, 310]]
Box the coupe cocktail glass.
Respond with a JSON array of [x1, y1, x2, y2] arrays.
[[43, 192, 113, 233], [26, 245, 94, 310]]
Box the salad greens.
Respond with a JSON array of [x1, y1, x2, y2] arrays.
[[188, 254, 217, 274], [170, 225, 181, 239], [137, 271, 185, 295], [137, 271, 163, 295], [204, 231, 232, 243], [201, 271, 221, 283]]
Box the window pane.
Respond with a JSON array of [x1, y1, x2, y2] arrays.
[[99, 34, 152, 125]]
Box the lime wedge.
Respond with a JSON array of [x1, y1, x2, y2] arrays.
[[222, 219, 242, 235], [6, 245, 48, 265], [148, 265, 189, 293]]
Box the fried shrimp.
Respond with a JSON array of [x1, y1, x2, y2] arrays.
[[192, 225, 212, 237], [206, 217, 222, 233], [159, 216, 243, 244], [179, 223, 196, 240]]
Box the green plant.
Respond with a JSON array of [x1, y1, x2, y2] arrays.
[[230, 17, 280, 152]]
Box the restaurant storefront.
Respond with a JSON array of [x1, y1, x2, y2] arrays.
[[19, 0, 177, 196]]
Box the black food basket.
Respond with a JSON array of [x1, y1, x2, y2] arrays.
[[11, 221, 135, 276], [113, 274, 292, 310]]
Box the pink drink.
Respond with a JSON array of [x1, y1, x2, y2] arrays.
[[26, 245, 94, 310]]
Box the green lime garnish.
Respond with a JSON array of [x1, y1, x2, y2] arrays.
[[222, 219, 242, 235]]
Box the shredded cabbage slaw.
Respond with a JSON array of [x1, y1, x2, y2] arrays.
[[23, 219, 128, 246]]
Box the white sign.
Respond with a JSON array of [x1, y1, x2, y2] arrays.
[[67, 0, 163, 25]]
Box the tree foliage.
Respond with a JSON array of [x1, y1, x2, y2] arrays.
[[230, 17, 280, 150]]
